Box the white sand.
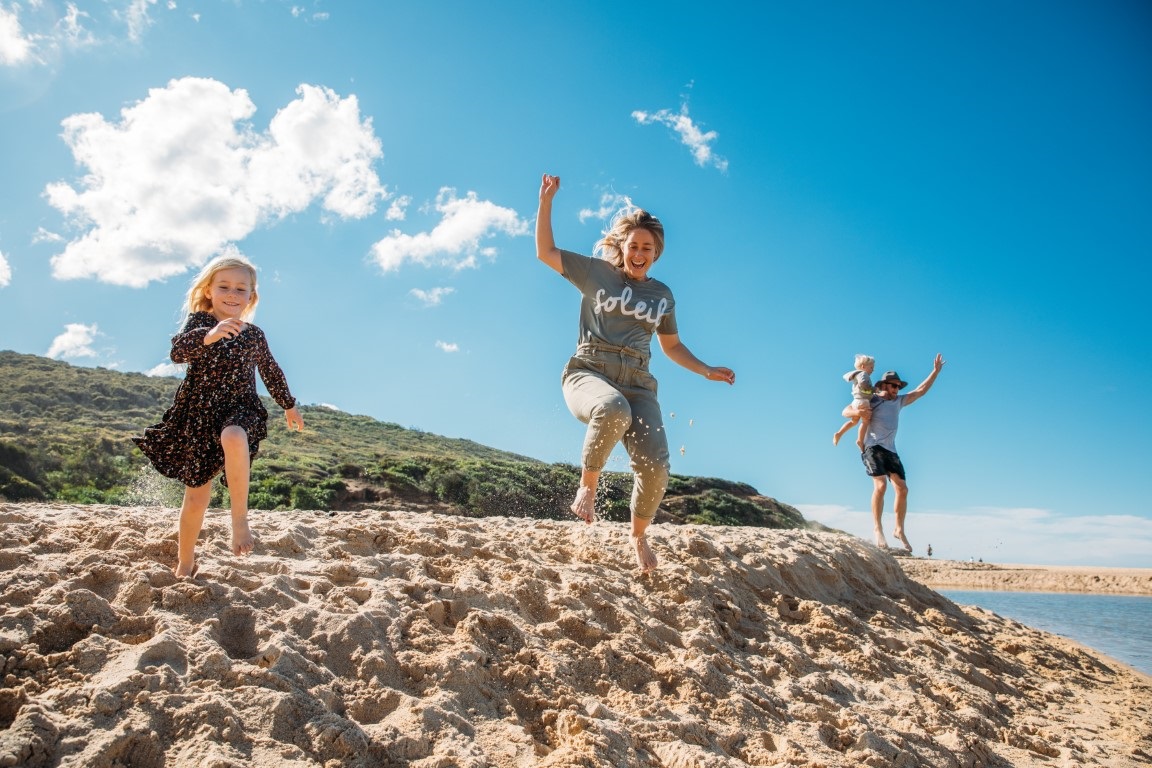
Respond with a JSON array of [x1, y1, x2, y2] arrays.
[[1, 502, 1149, 767]]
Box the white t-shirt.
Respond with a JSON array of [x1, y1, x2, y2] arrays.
[[864, 394, 906, 452]]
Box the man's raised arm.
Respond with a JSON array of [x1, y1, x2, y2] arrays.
[[903, 353, 946, 406]]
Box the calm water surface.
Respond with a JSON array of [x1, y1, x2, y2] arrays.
[[939, 590, 1152, 678]]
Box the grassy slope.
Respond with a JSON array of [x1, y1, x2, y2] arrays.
[[0, 350, 811, 529]]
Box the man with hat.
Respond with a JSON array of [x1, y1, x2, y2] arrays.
[[862, 353, 945, 553]]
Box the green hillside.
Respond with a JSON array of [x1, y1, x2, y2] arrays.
[[0, 350, 809, 529]]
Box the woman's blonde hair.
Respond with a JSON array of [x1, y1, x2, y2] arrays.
[[594, 203, 665, 269], [184, 253, 260, 322]]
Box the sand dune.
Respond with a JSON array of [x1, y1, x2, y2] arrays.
[[1, 502, 1149, 767]]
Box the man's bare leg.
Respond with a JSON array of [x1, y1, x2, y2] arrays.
[[871, 475, 889, 548], [890, 475, 912, 552]]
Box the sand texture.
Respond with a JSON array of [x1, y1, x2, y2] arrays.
[[898, 559, 1152, 596], [1, 502, 1150, 767]]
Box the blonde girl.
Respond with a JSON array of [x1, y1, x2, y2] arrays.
[[134, 254, 303, 577]]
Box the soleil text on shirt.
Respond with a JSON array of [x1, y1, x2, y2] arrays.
[[593, 286, 669, 329]]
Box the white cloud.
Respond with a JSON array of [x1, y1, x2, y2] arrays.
[[317, 402, 342, 411], [0, 0, 164, 68], [291, 6, 328, 22], [369, 187, 528, 273], [144, 361, 183, 377], [435, 340, 459, 353], [0, 251, 10, 287], [797, 503, 1152, 568], [579, 193, 633, 224], [45, 77, 386, 287], [632, 104, 728, 172], [409, 286, 454, 307], [386, 195, 411, 221], [32, 227, 64, 244], [121, 0, 157, 42], [0, 3, 34, 65], [46, 322, 102, 360]]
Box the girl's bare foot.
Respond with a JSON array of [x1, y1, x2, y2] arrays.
[[174, 560, 197, 579], [632, 534, 658, 573], [894, 530, 913, 553], [232, 517, 254, 556], [874, 530, 889, 549], [570, 486, 595, 524]]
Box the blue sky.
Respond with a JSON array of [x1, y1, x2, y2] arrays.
[[1, 1, 1149, 567]]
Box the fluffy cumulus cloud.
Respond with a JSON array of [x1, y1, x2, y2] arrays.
[[435, 340, 459, 353], [369, 188, 528, 273], [46, 323, 102, 360], [44, 77, 386, 287], [632, 104, 728, 172], [0, 250, 10, 287]]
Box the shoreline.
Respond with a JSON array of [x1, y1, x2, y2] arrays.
[[898, 557, 1152, 596]]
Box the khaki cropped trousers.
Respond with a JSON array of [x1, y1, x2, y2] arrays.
[[561, 342, 670, 521]]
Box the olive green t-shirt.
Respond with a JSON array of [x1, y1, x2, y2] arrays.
[[560, 249, 678, 359]]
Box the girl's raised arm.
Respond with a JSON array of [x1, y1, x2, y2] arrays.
[[536, 173, 564, 275]]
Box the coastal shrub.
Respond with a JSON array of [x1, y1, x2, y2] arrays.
[[684, 489, 769, 527], [0, 467, 47, 501], [428, 466, 471, 506], [290, 484, 333, 510]]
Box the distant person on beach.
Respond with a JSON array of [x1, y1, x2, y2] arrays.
[[861, 354, 945, 554], [133, 255, 303, 578], [536, 173, 735, 573], [833, 354, 875, 448]]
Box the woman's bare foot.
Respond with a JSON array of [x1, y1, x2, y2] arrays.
[[874, 530, 889, 549], [894, 530, 913, 553], [174, 559, 197, 579], [232, 517, 254, 556], [632, 534, 658, 573], [570, 486, 595, 524]]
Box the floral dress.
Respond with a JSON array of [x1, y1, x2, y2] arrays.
[[133, 312, 296, 488]]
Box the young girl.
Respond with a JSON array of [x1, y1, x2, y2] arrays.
[[134, 254, 303, 577], [833, 354, 875, 448], [536, 173, 735, 573]]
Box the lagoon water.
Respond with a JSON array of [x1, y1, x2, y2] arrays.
[[940, 590, 1152, 678]]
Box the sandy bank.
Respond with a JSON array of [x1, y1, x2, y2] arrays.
[[1, 502, 1149, 767], [899, 558, 1152, 596]]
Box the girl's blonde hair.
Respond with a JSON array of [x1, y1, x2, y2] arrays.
[[854, 354, 875, 370], [184, 254, 260, 322], [594, 203, 665, 269]]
